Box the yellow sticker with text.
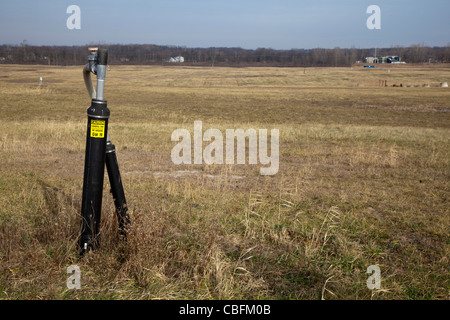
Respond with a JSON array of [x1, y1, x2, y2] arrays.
[[90, 120, 105, 138]]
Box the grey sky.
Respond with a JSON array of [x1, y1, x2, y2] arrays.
[[0, 0, 448, 49]]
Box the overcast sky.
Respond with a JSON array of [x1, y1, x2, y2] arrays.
[[0, 0, 449, 49]]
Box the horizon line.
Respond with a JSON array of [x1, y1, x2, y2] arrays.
[[1, 42, 448, 52]]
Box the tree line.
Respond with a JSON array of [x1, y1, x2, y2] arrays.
[[1, 42, 449, 67]]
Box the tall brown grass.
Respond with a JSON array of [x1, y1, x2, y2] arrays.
[[0, 64, 448, 300]]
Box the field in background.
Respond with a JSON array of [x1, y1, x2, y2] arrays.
[[0, 64, 448, 300]]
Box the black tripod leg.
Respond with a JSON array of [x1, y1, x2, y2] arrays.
[[105, 140, 130, 239]]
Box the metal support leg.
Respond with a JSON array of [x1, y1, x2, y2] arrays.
[[106, 140, 130, 239]]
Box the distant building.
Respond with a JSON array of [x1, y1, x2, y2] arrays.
[[168, 56, 184, 63], [364, 56, 404, 64], [365, 57, 378, 64]]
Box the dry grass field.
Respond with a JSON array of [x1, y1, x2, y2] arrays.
[[0, 63, 449, 300]]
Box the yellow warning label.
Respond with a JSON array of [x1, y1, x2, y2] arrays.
[[90, 120, 105, 138]]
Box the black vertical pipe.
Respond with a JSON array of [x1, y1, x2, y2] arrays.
[[105, 141, 130, 239], [79, 99, 110, 255]]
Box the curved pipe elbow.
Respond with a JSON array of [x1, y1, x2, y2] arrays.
[[83, 64, 96, 100]]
